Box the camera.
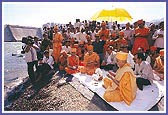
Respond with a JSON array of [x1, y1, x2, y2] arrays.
[[22, 36, 34, 45], [21, 36, 34, 54]]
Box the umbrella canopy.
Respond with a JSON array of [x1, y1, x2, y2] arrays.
[[91, 8, 133, 22]]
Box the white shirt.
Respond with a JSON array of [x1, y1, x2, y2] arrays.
[[62, 46, 71, 54], [104, 51, 117, 65], [24, 44, 38, 63], [152, 29, 164, 48], [42, 55, 54, 69], [77, 32, 87, 42], [91, 32, 96, 41], [124, 28, 134, 41], [146, 55, 151, 64], [127, 51, 135, 69], [70, 32, 77, 39], [74, 22, 81, 28], [134, 61, 154, 83]]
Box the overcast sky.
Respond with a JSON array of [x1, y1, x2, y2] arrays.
[[3, 2, 166, 27]]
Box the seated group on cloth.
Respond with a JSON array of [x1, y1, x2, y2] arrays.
[[23, 20, 164, 106]]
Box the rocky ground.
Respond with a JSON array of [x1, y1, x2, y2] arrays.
[[4, 72, 159, 111]]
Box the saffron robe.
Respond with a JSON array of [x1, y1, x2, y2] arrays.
[[65, 55, 79, 74], [132, 27, 149, 54], [81, 52, 100, 75], [53, 32, 63, 63], [103, 63, 137, 106]]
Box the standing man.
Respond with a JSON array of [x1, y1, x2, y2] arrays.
[[23, 37, 39, 84], [53, 25, 63, 65], [124, 22, 134, 50], [132, 19, 149, 55], [152, 21, 164, 53], [98, 22, 110, 41]]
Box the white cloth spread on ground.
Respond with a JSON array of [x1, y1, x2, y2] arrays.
[[72, 70, 164, 111]]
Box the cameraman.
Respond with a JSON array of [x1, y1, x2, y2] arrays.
[[23, 37, 39, 84]]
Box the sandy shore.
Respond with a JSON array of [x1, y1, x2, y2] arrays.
[[4, 72, 160, 111]]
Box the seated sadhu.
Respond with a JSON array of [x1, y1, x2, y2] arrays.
[[103, 52, 137, 106], [65, 48, 79, 74], [81, 45, 100, 75], [59, 50, 68, 71], [153, 49, 164, 80]]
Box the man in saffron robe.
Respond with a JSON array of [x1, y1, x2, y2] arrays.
[[103, 52, 137, 106], [53, 26, 63, 64], [115, 31, 128, 51], [132, 19, 149, 55], [65, 48, 79, 74], [153, 49, 164, 80], [98, 22, 110, 41], [149, 46, 159, 68], [81, 45, 100, 75], [59, 50, 68, 71]]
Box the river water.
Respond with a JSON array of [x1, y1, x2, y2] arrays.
[[3, 42, 28, 103]]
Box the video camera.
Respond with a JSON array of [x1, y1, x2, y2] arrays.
[[21, 36, 34, 45], [21, 36, 34, 54]]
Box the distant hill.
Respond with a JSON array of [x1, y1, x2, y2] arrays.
[[145, 18, 164, 26], [4, 25, 42, 42]]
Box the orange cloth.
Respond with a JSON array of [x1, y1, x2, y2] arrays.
[[150, 46, 157, 51], [103, 40, 114, 54], [111, 33, 116, 38], [77, 46, 86, 61], [160, 49, 164, 56], [116, 38, 128, 50], [103, 63, 137, 106], [87, 45, 93, 51], [59, 54, 68, 71], [53, 32, 63, 63], [81, 52, 100, 75], [132, 27, 149, 54], [98, 29, 110, 41], [65, 55, 79, 74], [154, 56, 164, 74], [119, 31, 124, 36], [101, 22, 106, 26], [116, 52, 128, 61], [71, 48, 77, 52]]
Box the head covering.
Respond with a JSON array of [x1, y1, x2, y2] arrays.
[[87, 45, 93, 51], [101, 22, 106, 26], [111, 33, 116, 38], [71, 48, 77, 52], [137, 19, 144, 25], [116, 52, 128, 61], [119, 31, 124, 36], [160, 49, 164, 56], [150, 46, 157, 51]]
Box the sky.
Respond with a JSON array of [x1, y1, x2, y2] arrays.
[[3, 2, 166, 28]]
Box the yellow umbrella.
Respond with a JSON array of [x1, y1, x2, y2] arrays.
[[91, 8, 132, 22]]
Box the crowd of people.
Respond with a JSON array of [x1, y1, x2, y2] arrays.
[[22, 19, 164, 106]]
